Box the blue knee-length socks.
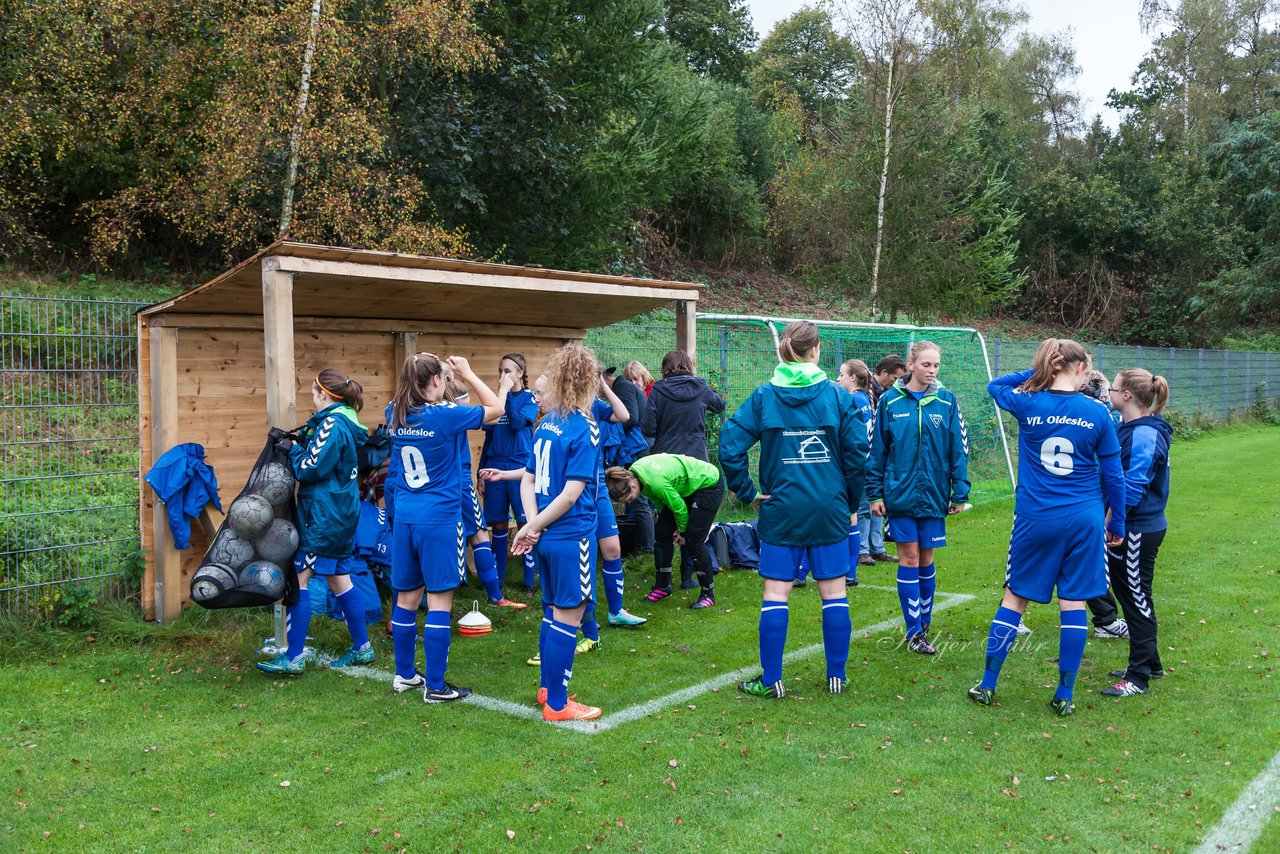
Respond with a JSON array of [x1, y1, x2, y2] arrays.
[[543, 618, 578, 711], [896, 564, 921, 637], [285, 588, 311, 661], [391, 605, 418, 679], [602, 557, 625, 615], [821, 597, 851, 680], [423, 610, 452, 691], [333, 587, 370, 650], [918, 562, 936, 630], [979, 606, 1022, 690], [759, 600, 790, 685], [1056, 609, 1088, 702], [473, 542, 504, 602]]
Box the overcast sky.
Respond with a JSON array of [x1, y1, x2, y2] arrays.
[[745, 0, 1153, 128]]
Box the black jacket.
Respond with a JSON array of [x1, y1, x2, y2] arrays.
[[611, 375, 649, 463], [642, 373, 726, 461]]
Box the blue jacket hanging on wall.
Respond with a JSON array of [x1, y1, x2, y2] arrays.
[[145, 443, 221, 549]]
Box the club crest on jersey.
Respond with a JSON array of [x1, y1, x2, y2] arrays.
[[781, 430, 831, 465], [929, 413, 943, 428]]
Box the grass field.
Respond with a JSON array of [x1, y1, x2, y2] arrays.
[[3, 425, 1278, 852]]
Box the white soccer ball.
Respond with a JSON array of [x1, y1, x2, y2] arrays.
[[253, 518, 299, 564], [239, 559, 286, 598], [191, 563, 237, 603], [208, 529, 255, 571], [252, 462, 295, 507], [228, 494, 274, 539]]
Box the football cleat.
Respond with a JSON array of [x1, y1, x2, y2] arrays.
[[907, 633, 937, 655], [392, 672, 426, 693], [1049, 697, 1075, 717], [689, 595, 715, 609], [256, 653, 304, 676], [526, 651, 541, 666], [1101, 679, 1148, 697], [489, 597, 528, 610], [327, 645, 374, 668], [423, 681, 472, 704], [607, 609, 647, 627], [1108, 668, 1164, 679], [575, 637, 601, 655], [828, 676, 845, 694], [536, 687, 548, 706], [644, 586, 673, 602], [967, 684, 995, 706], [543, 697, 602, 722], [1093, 620, 1129, 639], [738, 675, 784, 699]]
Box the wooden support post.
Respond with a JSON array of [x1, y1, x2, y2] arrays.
[[261, 260, 297, 649], [149, 326, 181, 624], [394, 331, 420, 372], [676, 299, 697, 367]]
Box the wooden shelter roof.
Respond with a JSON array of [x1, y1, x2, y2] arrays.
[[138, 241, 703, 328]]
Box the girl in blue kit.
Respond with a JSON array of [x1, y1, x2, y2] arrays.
[[1102, 367, 1173, 699], [969, 338, 1127, 717], [866, 340, 970, 656], [258, 369, 371, 676], [385, 354, 503, 704], [836, 358, 875, 583], [719, 320, 869, 698], [479, 354, 539, 592], [511, 344, 605, 722]]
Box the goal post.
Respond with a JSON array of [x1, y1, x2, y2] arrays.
[[695, 314, 1016, 502]]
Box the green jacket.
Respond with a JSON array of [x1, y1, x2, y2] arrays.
[[629, 453, 722, 531]]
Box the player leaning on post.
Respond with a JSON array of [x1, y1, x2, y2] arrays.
[[720, 320, 868, 697], [385, 354, 504, 703], [866, 340, 970, 656], [969, 338, 1127, 717], [258, 369, 371, 675], [1102, 368, 1173, 699], [511, 344, 605, 722]]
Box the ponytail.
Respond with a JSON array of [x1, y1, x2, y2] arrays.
[[605, 466, 638, 501], [778, 320, 820, 363], [389, 353, 443, 430], [315, 368, 363, 412], [1022, 338, 1091, 394], [1114, 368, 1169, 415]]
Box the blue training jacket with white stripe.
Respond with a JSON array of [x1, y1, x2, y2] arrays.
[[866, 376, 970, 518], [290, 403, 367, 558]]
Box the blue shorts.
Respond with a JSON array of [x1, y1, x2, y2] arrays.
[[888, 516, 947, 548], [595, 494, 619, 540], [390, 521, 466, 593], [760, 540, 849, 582], [294, 552, 349, 577], [462, 485, 485, 538], [1004, 508, 1106, 604], [536, 536, 596, 609], [483, 478, 527, 527]]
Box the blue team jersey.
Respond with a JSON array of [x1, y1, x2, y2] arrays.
[[526, 408, 599, 540], [591, 398, 619, 492], [480, 388, 538, 465], [988, 370, 1125, 535], [385, 400, 485, 524]]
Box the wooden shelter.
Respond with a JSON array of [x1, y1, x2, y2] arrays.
[[137, 241, 701, 622]]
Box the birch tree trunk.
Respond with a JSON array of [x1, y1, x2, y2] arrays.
[[870, 49, 895, 313], [279, 0, 323, 238]]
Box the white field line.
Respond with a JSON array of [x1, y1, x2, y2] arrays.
[[1193, 747, 1280, 853], [324, 590, 976, 734]]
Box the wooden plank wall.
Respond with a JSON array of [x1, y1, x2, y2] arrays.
[[140, 320, 562, 617]]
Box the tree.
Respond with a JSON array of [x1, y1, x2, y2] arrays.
[[749, 7, 860, 121], [664, 0, 757, 84]]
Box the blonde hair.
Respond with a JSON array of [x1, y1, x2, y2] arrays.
[[1022, 338, 1091, 393], [778, 320, 820, 363], [544, 343, 599, 414], [1114, 368, 1169, 414], [605, 466, 638, 501], [623, 360, 654, 387], [840, 358, 872, 391]]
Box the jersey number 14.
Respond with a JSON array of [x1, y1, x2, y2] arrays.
[[533, 438, 553, 496]]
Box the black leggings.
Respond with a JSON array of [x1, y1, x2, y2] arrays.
[[1106, 528, 1166, 688], [654, 478, 725, 594]]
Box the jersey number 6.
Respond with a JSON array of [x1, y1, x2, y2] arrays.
[[1039, 437, 1074, 476]]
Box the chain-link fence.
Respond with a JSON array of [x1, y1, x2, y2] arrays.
[[1, 295, 148, 620], [3, 294, 1279, 620]]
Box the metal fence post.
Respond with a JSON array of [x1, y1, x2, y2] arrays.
[[1197, 349, 1204, 414], [1168, 347, 1176, 409], [992, 339, 1000, 375], [1245, 351, 1253, 409], [718, 325, 728, 375]]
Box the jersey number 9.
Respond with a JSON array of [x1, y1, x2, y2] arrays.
[[401, 446, 431, 488]]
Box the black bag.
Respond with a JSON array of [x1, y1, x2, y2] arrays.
[[189, 428, 301, 609], [358, 424, 391, 476]]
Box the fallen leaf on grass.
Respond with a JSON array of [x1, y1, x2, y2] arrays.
[[506, 830, 516, 840]]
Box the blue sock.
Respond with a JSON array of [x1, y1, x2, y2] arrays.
[[543, 618, 578, 711], [581, 602, 600, 642], [473, 542, 504, 602], [285, 588, 311, 661], [846, 526, 861, 582], [390, 605, 418, 679], [759, 600, 789, 685], [422, 610, 452, 691], [896, 564, 921, 636], [333, 587, 370, 650], [602, 557, 625, 615], [1056, 609, 1089, 702], [918, 562, 936, 630], [821, 597, 851, 680], [979, 606, 1022, 690], [491, 529, 509, 589], [522, 552, 536, 588], [539, 606, 553, 691]]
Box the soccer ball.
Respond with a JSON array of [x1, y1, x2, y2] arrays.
[[239, 559, 286, 598], [253, 518, 298, 564], [208, 528, 255, 571], [191, 563, 237, 603], [252, 461, 295, 507], [228, 494, 274, 539]]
